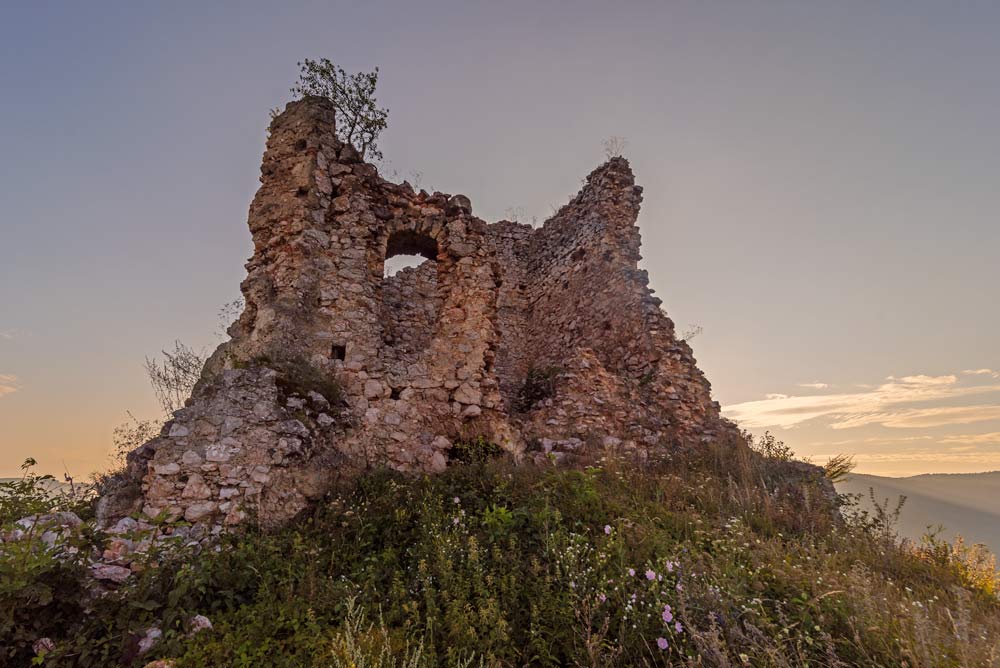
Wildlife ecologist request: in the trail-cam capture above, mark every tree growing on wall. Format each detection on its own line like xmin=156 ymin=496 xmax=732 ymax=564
xmin=291 ymin=58 xmax=389 ymax=161
xmin=603 ymin=136 xmax=627 ymax=159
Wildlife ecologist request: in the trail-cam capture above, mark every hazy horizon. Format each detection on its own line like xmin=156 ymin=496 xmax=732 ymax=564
xmin=2 ymin=1 xmax=999 ymax=478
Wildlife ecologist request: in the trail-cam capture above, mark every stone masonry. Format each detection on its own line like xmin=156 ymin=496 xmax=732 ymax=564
xmin=98 ymin=97 xmax=740 ymax=530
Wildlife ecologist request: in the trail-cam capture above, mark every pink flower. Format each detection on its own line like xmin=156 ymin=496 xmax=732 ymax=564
xmin=604 ymin=525 xmax=612 ymax=535
xmin=645 ymin=569 xmax=656 ymax=580
xmin=597 ymin=593 xmax=607 ymax=603
xmin=656 ymin=637 xmax=669 ymax=650
xmin=628 ymin=568 xmax=636 ymax=577
xmin=666 ymin=561 xmax=674 ymax=573
xmin=662 ymin=605 xmax=673 ymax=623
xmin=674 ymin=621 xmax=684 ymax=633
xmin=676 ymin=583 xmax=684 ymax=592
xmin=453 ymin=497 xmax=460 ymax=504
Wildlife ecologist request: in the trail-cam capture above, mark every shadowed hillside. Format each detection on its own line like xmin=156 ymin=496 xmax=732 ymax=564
xmin=836 ymin=471 xmax=1000 ymax=557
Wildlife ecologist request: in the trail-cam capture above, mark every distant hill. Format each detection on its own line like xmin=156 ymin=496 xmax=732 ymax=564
xmin=836 ymin=471 xmax=1000 ymax=557
xmin=1 ymin=477 xmax=82 ymax=496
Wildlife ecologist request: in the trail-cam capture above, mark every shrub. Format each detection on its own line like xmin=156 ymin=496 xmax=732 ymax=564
xmin=144 ymin=341 xmax=206 ymax=416
xmin=514 ymin=366 xmax=562 ymax=412
xmin=448 ymin=436 xmax=504 ymax=465
xmin=268 ymin=355 xmax=343 ymax=410
xmin=745 ymin=429 xmax=796 ymax=462
xmin=0 ymin=461 xmax=97 ymax=665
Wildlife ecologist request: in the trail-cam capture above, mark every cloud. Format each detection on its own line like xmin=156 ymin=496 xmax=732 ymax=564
xmin=0 ymin=328 xmax=29 ymax=341
xmin=724 ymin=373 xmax=1000 ymax=430
xmin=832 ymin=405 xmax=1000 ymax=429
xmin=940 ymin=432 xmax=1000 ymax=446
xmin=964 ymin=368 xmax=1000 ymax=379
xmin=823 ymin=450 xmax=1000 ymax=465
xmin=798 ymin=382 xmax=830 ymax=389
xmin=0 ymin=374 xmax=17 ymax=398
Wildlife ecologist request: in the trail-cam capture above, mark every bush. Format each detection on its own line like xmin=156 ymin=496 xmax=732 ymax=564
xmin=448 ymin=436 xmax=503 ymax=465
xmin=745 ymin=430 xmax=796 ymax=461
xmin=0 ymin=460 xmax=97 ymax=665
xmin=514 ymin=366 xmax=562 ymax=412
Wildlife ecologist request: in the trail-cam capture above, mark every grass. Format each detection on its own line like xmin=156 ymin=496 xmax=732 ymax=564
xmin=2 ymin=442 xmax=999 ymax=667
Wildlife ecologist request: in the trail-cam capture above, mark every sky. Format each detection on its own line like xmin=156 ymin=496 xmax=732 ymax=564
xmin=1 ymin=1 xmax=998 ymax=478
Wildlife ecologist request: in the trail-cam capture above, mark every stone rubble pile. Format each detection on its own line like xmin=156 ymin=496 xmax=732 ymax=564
xmin=3 ymin=510 xmax=215 ymax=664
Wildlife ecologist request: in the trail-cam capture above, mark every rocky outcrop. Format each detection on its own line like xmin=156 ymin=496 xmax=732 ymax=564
xmin=99 ymin=96 xmax=740 ymax=531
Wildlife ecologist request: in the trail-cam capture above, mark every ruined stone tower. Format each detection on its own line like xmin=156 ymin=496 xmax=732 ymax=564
xmin=100 ymin=97 xmax=738 ymax=529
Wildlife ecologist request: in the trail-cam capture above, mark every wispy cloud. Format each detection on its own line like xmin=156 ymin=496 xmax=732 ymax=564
xmin=724 ymin=373 xmax=1000 ymax=430
xmin=799 ymin=381 xmax=830 ymax=389
xmin=0 ymin=374 xmax=18 ymax=398
xmin=964 ymin=368 xmax=1000 ymax=379
xmin=0 ymin=328 xmax=29 ymax=341
xmin=940 ymin=432 xmax=1000 ymax=446
xmin=819 ymin=450 xmax=1000 ymax=465
xmin=832 ymin=405 xmax=1000 ymax=429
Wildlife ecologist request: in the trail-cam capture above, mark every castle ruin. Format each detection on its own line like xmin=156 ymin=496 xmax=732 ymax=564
xmin=99 ymin=97 xmax=738 ymax=530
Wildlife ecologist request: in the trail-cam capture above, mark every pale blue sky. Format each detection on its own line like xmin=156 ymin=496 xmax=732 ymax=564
xmin=2 ymin=1 xmax=999 ymax=477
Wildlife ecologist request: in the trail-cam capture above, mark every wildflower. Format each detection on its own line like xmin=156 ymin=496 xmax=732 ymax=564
xmin=452 ymin=517 xmax=460 ymax=525
xmin=676 ymin=583 xmax=684 ymax=592
xmin=628 ymin=568 xmax=636 ymax=577
xmin=646 ymin=569 xmax=656 ymax=580
xmin=674 ymin=621 xmax=683 ymax=633
xmin=453 ymin=497 xmax=460 ymax=504
xmin=662 ymin=605 xmax=673 ymax=623
xmin=666 ymin=561 xmax=674 ymax=573
xmin=604 ymin=525 xmax=612 ymax=535
xmin=656 ymin=637 xmax=669 ymax=650
xmin=598 ymin=593 xmax=607 ymax=603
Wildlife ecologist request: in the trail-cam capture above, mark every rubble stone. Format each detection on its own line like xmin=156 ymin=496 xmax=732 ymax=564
xmin=91 ymin=563 xmax=132 ymax=583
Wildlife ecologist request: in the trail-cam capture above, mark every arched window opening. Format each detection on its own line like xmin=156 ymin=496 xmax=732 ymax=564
xmin=381 ymin=231 xmax=442 ymax=361
xmin=385 ymin=254 xmax=428 ymax=278
xmin=384 ymin=230 xmax=438 ymax=278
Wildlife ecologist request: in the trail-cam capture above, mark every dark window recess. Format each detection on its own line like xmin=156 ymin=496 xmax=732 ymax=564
xmin=390 ymin=387 xmax=401 ymax=400
xmin=331 ymin=344 xmax=346 ymax=361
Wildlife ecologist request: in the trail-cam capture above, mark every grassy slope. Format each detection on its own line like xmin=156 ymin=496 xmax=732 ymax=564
xmin=5 ymin=444 xmax=1000 ymax=668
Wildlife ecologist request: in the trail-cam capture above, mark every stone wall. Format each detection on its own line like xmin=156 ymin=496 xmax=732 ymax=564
xmin=100 ymin=96 xmax=740 ymax=530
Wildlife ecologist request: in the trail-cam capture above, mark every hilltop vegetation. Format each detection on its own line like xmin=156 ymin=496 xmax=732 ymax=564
xmin=2 ymin=441 xmax=999 ymax=667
